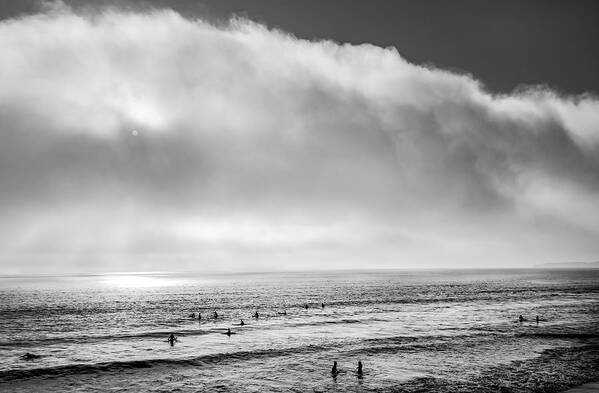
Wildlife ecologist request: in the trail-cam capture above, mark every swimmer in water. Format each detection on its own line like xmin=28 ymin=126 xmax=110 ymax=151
xmin=167 ymin=333 xmax=177 ymax=345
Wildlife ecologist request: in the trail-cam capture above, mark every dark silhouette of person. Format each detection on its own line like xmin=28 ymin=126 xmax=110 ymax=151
xmin=167 ymin=333 xmax=177 ymax=346
xmin=321 ymin=303 xmax=325 ymax=309
xmin=331 ymin=361 xmax=338 ymax=375
xmin=519 ymin=315 xmax=524 ymax=323
xmin=214 ymin=311 xmax=218 ymax=319
xmin=536 ymin=315 xmax=539 ymax=325
xmin=22 ymin=353 xmax=40 ymax=360
xmin=254 ymin=311 xmax=259 ymax=319
xmin=198 ymin=313 xmax=202 ymax=321
xmin=240 ymin=319 xmax=245 ymax=326
xmin=226 ymin=328 xmax=232 ymax=336
xmin=278 ymin=310 xmax=287 ymax=315
xmin=357 ymin=360 xmax=363 ymax=377
xmin=304 ymin=304 xmax=309 ymax=310
xmin=189 ymin=312 xmax=195 ymax=318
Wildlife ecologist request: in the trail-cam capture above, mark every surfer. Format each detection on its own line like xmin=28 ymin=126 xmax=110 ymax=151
xmin=357 ymin=360 xmax=363 ymax=377
xmin=198 ymin=313 xmax=202 ymax=321
xmin=240 ymin=319 xmax=245 ymax=326
xmin=278 ymin=310 xmax=287 ymax=315
xmin=21 ymin=353 xmax=40 ymax=360
xmin=167 ymin=333 xmax=177 ymax=346
xmin=321 ymin=302 xmax=325 ymax=309
xmin=189 ymin=312 xmax=195 ymax=318
xmin=331 ymin=361 xmax=338 ymax=375
xmin=536 ymin=315 xmax=539 ymax=325
xmin=304 ymin=304 xmax=309 ymax=310
xmin=254 ymin=311 xmax=259 ymax=319
xmin=518 ymin=315 xmax=524 ymax=323
xmin=226 ymin=328 xmax=232 ymax=336
xmin=214 ymin=311 xmax=218 ymax=319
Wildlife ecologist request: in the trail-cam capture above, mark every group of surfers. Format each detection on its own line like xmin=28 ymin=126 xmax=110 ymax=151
xmin=331 ymin=360 xmax=364 ymax=379
xmin=168 ymin=302 xmax=327 ymax=345
xmin=186 ymin=302 xmax=325 ymax=323
xmin=519 ymin=314 xmax=541 ymax=324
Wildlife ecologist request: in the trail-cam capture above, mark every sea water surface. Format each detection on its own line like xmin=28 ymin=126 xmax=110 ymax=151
xmin=0 ymin=269 xmax=598 ymax=392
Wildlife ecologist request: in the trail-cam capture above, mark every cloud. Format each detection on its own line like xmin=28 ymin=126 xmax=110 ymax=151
xmin=0 ymin=4 xmax=598 ymax=273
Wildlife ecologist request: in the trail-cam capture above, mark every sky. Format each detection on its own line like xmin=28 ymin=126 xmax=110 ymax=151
xmin=0 ymin=1 xmax=598 ymax=274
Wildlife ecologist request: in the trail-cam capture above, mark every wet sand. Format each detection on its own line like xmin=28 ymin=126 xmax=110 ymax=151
xmin=564 ymin=382 xmax=599 ymax=393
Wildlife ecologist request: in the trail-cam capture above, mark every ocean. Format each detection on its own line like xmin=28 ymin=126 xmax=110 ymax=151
xmin=0 ymin=269 xmax=598 ymax=392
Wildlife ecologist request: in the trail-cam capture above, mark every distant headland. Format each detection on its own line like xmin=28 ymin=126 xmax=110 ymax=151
xmin=535 ymin=261 xmax=599 ymax=269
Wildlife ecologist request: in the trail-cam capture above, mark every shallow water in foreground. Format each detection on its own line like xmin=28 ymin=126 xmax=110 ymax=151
xmin=0 ymin=269 xmax=598 ymax=392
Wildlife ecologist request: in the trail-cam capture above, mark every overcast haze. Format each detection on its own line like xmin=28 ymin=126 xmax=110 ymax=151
xmin=1 ymin=1 xmax=598 ymax=274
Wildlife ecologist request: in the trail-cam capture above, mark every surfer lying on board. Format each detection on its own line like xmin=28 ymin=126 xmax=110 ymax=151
xmin=21 ymin=353 xmax=41 ymax=360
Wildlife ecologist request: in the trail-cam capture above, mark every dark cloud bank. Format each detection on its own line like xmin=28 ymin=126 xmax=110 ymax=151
xmin=0 ymin=3 xmax=598 ymax=273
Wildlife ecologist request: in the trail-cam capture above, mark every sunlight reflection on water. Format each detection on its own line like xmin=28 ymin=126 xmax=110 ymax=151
xmin=99 ymin=274 xmax=181 ymax=288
